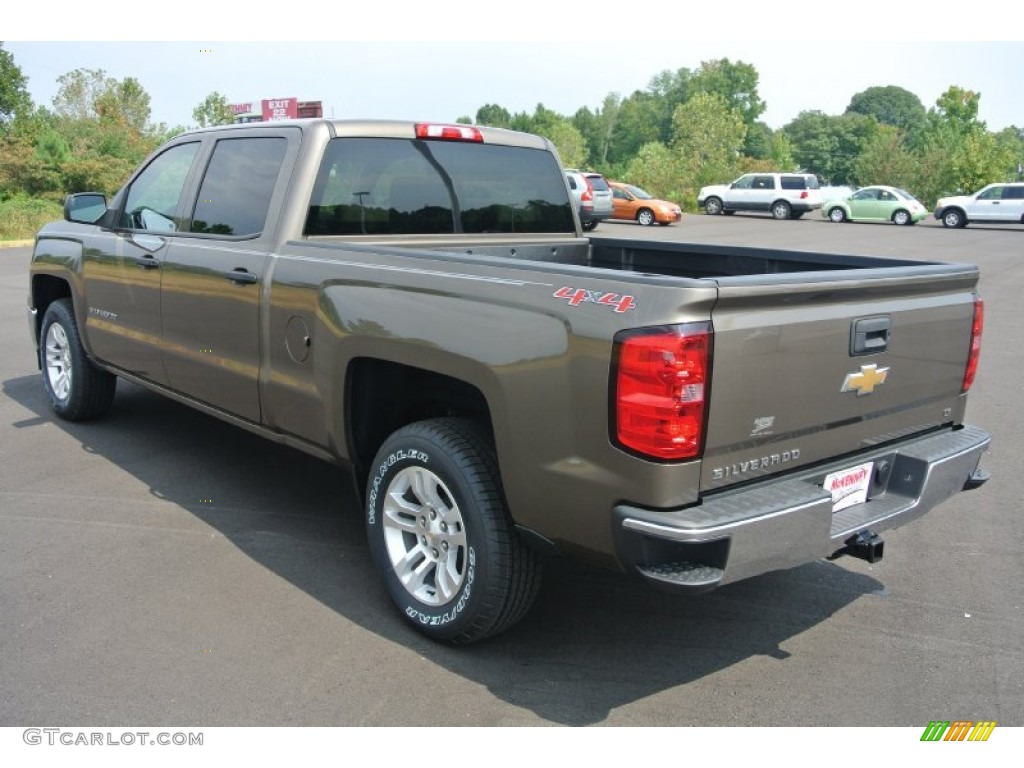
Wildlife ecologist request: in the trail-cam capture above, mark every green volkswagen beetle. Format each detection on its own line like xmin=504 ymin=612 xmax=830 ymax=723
xmin=822 ymin=185 xmax=929 ymax=225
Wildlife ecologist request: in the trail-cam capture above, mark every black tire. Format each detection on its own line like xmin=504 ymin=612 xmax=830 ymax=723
xmin=941 ymin=208 xmax=967 ymax=228
xmin=636 ymin=208 xmax=655 ymax=226
xmin=791 ymin=212 xmax=805 ymax=219
xmin=771 ymin=200 xmax=792 ymax=220
xmin=892 ymin=209 xmax=911 ymax=226
xmin=828 ymin=206 xmax=846 ymax=223
xmin=722 ymin=210 xmax=735 ymax=215
xmin=703 ymin=197 xmax=723 ymax=215
xmin=581 ymin=220 xmax=598 ymax=232
xmin=365 ymin=418 xmax=542 ymax=643
xmin=39 ymin=298 xmax=116 ymax=421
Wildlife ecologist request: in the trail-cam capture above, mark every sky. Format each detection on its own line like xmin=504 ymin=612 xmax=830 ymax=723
xmin=4 ymin=6 xmax=1023 ymax=134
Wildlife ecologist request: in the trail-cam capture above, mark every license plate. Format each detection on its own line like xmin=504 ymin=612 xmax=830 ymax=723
xmin=823 ymin=461 xmax=874 ymax=513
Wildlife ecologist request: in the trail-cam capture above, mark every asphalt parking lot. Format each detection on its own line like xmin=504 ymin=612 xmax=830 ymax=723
xmin=1 ymin=213 xmax=1021 ymax=727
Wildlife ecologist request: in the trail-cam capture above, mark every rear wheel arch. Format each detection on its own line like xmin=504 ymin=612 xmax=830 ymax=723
xmin=346 ymin=358 xmax=494 ymax=493
xmin=771 ymin=200 xmax=792 ymax=220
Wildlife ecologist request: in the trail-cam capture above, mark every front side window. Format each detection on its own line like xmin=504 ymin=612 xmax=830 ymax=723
xmin=852 ymin=189 xmax=879 ymax=201
xmin=731 ymin=175 xmax=754 ymax=190
xmin=977 ymin=186 xmax=1003 ymax=200
xmin=121 ymin=142 xmax=200 ymax=232
xmin=190 ymin=137 xmax=287 ymax=236
xmin=305 ymin=137 xmax=574 ymax=236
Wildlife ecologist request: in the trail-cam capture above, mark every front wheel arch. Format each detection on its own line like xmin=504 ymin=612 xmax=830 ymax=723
xmin=941 ymin=207 xmax=968 ymax=228
xmin=636 ymin=208 xmax=655 ymax=226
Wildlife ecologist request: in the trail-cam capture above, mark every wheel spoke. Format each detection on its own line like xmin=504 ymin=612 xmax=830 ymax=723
xmin=435 ymin=558 xmax=459 ymax=602
xmin=398 ymin=551 xmax=435 ymax=597
xmin=382 ymin=502 xmax=421 ymax=533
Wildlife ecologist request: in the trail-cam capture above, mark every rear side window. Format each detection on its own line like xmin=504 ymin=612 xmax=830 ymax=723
xmin=305 ymin=137 xmax=575 ymax=236
xmin=781 ymin=175 xmax=820 ymax=190
xmin=190 ymin=137 xmax=287 ymax=237
xmin=1003 ymin=186 xmax=1024 ymax=200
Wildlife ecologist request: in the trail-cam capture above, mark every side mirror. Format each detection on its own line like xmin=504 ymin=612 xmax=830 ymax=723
xmin=64 ymin=193 xmax=108 ymax=224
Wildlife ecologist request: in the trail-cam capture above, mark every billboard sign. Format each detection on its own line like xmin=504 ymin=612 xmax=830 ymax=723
xmin=262 ymin=98 xmax=298 ymax=121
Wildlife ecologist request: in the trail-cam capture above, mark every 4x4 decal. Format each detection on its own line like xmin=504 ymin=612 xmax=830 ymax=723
xmin=553 ymin=286 xmax=637 ymax=313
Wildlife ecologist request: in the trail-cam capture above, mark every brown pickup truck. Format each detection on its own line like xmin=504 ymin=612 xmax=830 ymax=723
xmin=27 ymin=119 xmax=991 ymax=643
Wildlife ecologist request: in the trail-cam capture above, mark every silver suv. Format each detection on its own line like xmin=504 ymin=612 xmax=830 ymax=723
xmin=565 ymin=169 xmax=613 ymax=231
xmin=698 ymin=172 xmax=822 ymax=220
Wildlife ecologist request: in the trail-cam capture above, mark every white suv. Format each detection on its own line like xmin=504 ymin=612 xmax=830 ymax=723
xmin=934 ymin=183 xmax=1024 ymax=228
xmin=698 ymin=173 xmax=822 ymax=220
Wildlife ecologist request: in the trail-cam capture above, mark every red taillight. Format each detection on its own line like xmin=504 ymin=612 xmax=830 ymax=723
xmin=581 ymin=176 xmax=594 ymax=203
xmin=613 ymin=324 xmax=711 ymax=461
xmin=800 ymin=190 xmax=809 ymax=199
xmin=962 ymin=298 xmax=984 ymax=393
xmin=415 ymin=123 xmax=483 ymax=142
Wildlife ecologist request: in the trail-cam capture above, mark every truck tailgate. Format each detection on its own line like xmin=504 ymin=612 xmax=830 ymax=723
xmin=701 ymin=265 xmax=981 ymax=492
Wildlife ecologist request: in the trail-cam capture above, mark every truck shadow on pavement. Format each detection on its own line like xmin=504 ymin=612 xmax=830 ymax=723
xmin=4 ymin=374 xmax=884 ymax=726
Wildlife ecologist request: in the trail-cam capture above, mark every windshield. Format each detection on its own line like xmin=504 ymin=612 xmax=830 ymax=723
xmin=625 ymin=185 xmax=653 ymax=199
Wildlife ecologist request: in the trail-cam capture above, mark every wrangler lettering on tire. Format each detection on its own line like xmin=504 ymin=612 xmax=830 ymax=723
xmin=365 ymin=418 xmax=542 ymax=643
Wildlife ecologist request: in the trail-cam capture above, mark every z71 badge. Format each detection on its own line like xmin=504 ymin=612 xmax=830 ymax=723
xmin=553 ymin=287 xmax=636 ymax=314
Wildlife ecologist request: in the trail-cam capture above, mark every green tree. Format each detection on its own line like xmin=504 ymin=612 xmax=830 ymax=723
xmin=624 ymin=142 xmax=684 ymax=203
xmin=743 ymin=121 xmax=773 ymax=159
xmin=544 ymin=121 xmax=588 ymax=169
xmin=994 ymin=126 xmax=1024 ymax=179
xmin=852 ymin=124 xmax=918 ymax=189
xmin=769 ymin=131 xmax=796 ymax=170
xmin=192 ymin=91 xmax=235 ymax=128
xmin=53 ymin=68 xmax=153 ymax=132
xmin=474 ymin=103 xmax=512 ymax=128
xmin=0 ymin=42 xmax=31 ymax=131
xmin=607 ymin=90 xmax=664 ymax=165
xmin=911 ymin=86 xmax=1002 ymax=201
xmin=689 ymin=58 xmax=765 ymax=127
xmin=782 ymin=111 xmax=878 ymax=185
xmin=671 ymin=92 xmax=747 ymax=196
xmin=846 ymin=85 xmax=925 ymax=137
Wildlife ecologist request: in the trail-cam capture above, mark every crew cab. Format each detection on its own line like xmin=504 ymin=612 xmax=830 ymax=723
xmin=28 ymin=119 xmax=990 ymax=643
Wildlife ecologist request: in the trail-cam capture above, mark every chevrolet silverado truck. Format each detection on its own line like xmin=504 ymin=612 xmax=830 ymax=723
xmin=28 ymin=119 xmax=991 ymax=643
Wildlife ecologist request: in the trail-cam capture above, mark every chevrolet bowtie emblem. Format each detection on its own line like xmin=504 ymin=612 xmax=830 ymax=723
xmin=841 ymin=364 xmax=889 ymax=396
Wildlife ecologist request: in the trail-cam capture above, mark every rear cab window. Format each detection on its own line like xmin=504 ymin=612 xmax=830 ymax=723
xmin=304 ymin=137 xmax=575 ymax=236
